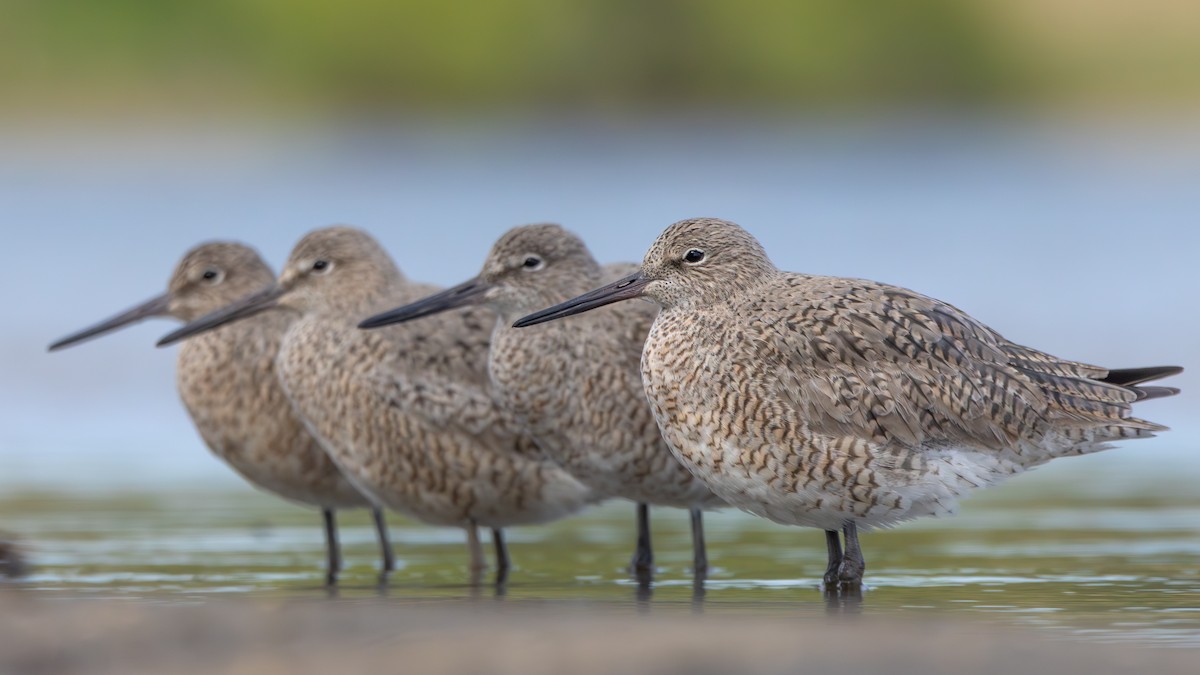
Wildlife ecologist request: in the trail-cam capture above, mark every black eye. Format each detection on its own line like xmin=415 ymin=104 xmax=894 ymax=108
xmin=201 ymin=268 xmax=223 ymax=283
xmin=683 ymin=249 xmax=705 ymax=264
xmin=312 ymin=260 xmax=329 ymax=272
xmin=202 ymin=269 xmax=217 ymax=280
xmin=523 ymin=256 xmax=543 ymax=269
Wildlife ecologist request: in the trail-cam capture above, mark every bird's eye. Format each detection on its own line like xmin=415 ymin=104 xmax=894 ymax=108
xmin=312 ymin=260 xmax=331 ymax=273
xmin=522 ymin=256 xmax=544 ymax=270
xmin=201 ymin=268 xmax=223 ymax=283
xmin=683 ymin=249 xmax=705 ymax=264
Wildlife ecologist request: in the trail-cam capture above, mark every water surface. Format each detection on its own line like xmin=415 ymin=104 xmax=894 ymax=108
xmin=5 ymin=468 xmax=1198 ymax=647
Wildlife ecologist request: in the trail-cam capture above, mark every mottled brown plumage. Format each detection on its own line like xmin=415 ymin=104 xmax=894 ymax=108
xmin=48 ymin=242 xmax=391 ymax=585
xmin=159 ymin=228 xmax=593 ymax=580
xmin=360 ymin=224 xmax=724 ymax=577
xmin=515 ymin=217 xmax=1181 ymax=589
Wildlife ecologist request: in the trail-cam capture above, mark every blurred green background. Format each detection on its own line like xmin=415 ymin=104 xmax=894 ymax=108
xmin=3 ymin=0 xmax=1198 ymax=119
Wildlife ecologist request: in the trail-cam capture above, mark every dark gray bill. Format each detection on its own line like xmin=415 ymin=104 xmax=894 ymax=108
xmin=156 ymin=285 xmax=284 ymax=347
xmin=358 ymin=277 xmax=488 ymax=329
xmin=48 ymin=293 xmax=171 ymax=352
xmin=513 ymin=271 xmax=649 ymax=328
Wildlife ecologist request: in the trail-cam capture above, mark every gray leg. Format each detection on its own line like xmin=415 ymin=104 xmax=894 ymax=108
xmin=838 ymin=521 xmax=866 ymax=586
xmin=492 ymin=528 xmax=510 ymax=586
xmin=371 ymin=508 xmax=395 ymax=581
xmin=689 ymin=508 xmax=708 ymax=578
xmin=467 ymin=522 xmax=486 ymax=566
xmin=322 ymin=509 xmax=341 ymax=587
xmin=632 ymin=502 xmax=653 ymax=575
xmin=466 ymin=521 xmax=489 ymax=588
xmin=822 ymin=529 xmax=843 ymax=587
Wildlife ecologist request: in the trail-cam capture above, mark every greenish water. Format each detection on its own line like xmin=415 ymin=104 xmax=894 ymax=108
xmin=4 ymin=472 xmax=1199 ymax=647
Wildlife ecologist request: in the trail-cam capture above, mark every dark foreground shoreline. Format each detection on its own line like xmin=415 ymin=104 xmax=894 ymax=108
xmin=1 ymin=592 xmax=1195 ymax=675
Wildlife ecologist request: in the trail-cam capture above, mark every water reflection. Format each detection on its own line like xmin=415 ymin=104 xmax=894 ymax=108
xmin=823 ymin=585 xmax=864 ymax=615
xmin=3 ymin=489 xmax=1199 ymax=646
xmin=630 ymin=575 xmax=709 ymax=612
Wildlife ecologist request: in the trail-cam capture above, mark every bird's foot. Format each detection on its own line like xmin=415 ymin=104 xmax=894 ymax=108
xmin=822 ymin=562 xmax=842 ymax=588
xmin=630 ymin=550 xmax=654 ymax=576
xmin=820 ymin=558 xmax=865 ymax=593
xmin=836 ymin=557 xmax=865 ymax=588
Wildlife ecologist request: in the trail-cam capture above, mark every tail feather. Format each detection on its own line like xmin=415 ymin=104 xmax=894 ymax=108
xmin=1103 ymin=366 xmax=1183 ymax=403
xmin=1002 ymin=344 xmax=1107 ymax=379
xmin=1093 ymin=418 xmax=1169 ymax=440
xmin=1001 ymin=347 xmax=1181 ymax=451
xmin=1131 ymin=386 xmax=1181 ymax=401
xmin=1100 ymin=366 xmax=1183 ymax=387
xmin=1022 ymin=370 xmax=1138 ymax=405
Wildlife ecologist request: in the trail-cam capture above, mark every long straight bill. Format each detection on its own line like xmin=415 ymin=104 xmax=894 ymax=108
xmin=512 ymin=271 xmax=650 ymax=328
xmin=358 ymin=277 xmax=487 ymax=329
xmin=156 ymin=285 xmax=284 ymax=347
xmin=48 ymin=293 xmax=171 ymax=351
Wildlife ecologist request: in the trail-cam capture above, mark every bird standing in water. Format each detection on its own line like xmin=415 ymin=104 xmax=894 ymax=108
xmin=158 ymin=228 xmax=594 ymax=585
xmin=49 ymin=242 xmax=393 ymax=585
xmin=360 ymin=224 xmax=725 ymax=582
xmin=515 ymin=217 xmax=1181 ymax=591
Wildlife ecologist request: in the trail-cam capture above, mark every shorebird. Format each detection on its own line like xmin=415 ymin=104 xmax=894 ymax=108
xmin=515 ymin=217 xmax=1182 ymax=590
xmin=359 ymin=224 xmax=725 ymax=580
xmin=157 ymin=227 xmax=593 ymax=584
xmin=48 ymin=242 xmax=393 ymax=585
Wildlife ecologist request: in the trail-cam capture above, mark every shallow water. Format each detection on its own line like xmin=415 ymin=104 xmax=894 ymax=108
xmin=4 ymin=469 xmax=1198 ymax=648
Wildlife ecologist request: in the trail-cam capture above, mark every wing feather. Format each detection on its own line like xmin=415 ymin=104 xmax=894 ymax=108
xmin=755 ymin=275 xmax=1164 ymax=454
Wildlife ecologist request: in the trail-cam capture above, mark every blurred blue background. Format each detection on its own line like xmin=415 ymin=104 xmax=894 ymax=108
xmin=0 ymin=1 xmax=1196 ymax=492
